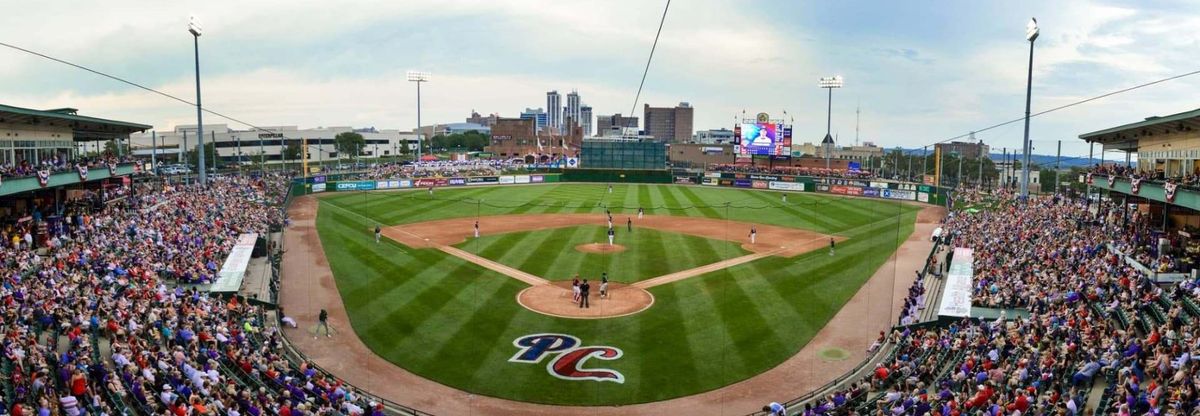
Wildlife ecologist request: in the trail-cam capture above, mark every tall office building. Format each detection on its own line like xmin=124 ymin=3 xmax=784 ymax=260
xmin=564 ymin=91 xmax=581 ymax=131
xmin=519 ymin=108 xmax=548 ymax=131
xmin=546 ymin=91 xmax=562 ymax=132
xmin=579 ymin=105 xmax=593 ymax=137
xmin=643 ymin=102 xmax=694 ymax=143
xmin=596 ymin=113 xmax=639 ymax=136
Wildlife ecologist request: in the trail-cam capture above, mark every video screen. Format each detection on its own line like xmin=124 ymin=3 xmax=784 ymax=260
xmin=739 ymin=123 xmax=776 ymax=156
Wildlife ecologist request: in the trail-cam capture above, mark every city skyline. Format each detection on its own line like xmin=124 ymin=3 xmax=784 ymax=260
xmin=3 ymin=1 xmax=1200 ymax=158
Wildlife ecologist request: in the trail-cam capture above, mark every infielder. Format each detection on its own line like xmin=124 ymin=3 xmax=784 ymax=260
xmin=830 ymin=237 xmax=836 ymax=256
xmin=637 ymin=207 xmax=644 ymax=219
xmin=749 ymin=226 xmax=757 ymax=244
xmin=474 ymin=221 xmax=480 ymax=238
xmin=607 ymin=227 xmax=615 ymax=246
xmin=374 ymin=224 xmax=381 ymax=243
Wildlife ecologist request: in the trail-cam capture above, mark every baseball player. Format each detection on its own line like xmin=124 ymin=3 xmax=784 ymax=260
xmin=572 ymin=275 xmax=581 ymax=303
xmin=829 ymin=237 xmax=836 ymax=256
xmin=374 ymin=224 xmax=381 ymax=243
xmin=782 ymin=193 xmax=787 ymax=203
xmin=607 ymin=227 xmax=615 ymax=246
xmin=474 ymin=221 xmax=480 ymax=238
xmin=599 ymin=275 xmax=609 ymax=299
xmin=749 ymin=226 xmax=757 ymax=244
xmin=627 ymin=217 xmax=632 ymax=232
xmin=608 ymin=184 xmax=613 ymax=194
xmin=637 ymin=207 xmax=644 ymax=219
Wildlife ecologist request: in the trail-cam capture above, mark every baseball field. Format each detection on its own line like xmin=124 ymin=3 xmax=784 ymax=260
xmin=309 ymin=183 xmax=919 ymax=406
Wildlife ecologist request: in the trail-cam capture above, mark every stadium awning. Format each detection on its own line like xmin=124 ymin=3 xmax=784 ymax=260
xmin=0 ymin=103 xmax=152 ymax=141
xmin=1078 ymin=107 xmax=1200 ymax=152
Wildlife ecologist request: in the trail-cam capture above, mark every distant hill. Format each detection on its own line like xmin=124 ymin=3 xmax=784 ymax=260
xmin=894 ymin=148 xmax=1110 ymax=169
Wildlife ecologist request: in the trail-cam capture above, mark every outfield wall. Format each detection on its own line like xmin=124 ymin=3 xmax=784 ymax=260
xmin=290 ymin=170 xmax=954 ymax=208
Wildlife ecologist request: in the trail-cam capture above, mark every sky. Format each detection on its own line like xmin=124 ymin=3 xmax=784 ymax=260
xmin=3 ymin=0 xmax=1199 ymax=160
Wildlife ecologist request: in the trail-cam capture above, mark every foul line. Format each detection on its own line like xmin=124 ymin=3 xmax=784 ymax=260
xmin=437 ymin=245 xmax=550 ymax=286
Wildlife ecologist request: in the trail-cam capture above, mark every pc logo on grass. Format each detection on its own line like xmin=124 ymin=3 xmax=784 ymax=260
xmin=509 ymin=333 xmax=625 ymax=383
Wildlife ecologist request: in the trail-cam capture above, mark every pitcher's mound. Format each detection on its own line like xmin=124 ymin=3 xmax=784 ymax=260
xmin=575 ymin=243 xmax=626 ymax=254
xmin=517 ymin=282 xmax=653 ymax=319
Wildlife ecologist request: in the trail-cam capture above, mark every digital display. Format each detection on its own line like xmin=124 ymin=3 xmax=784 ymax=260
xmin=736 ymin=122 xmax=791 ymax=157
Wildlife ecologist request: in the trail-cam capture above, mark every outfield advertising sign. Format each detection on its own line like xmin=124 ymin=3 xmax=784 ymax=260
xmin=335 ymin=181 xmax=376 ymax=191
xmin=768 ymin=181 xmax=804 ymax=191
xmin=449 ymin=178 xmax=467 ymax=186
xmin=398 ymin=180 xmax=412 ymax=188
xmin=751 ymin=180 xmax=768 ymax=189
xmin=499 ymin=176 xmax=516 ymax=184
xmin=883 ymin=189 xmax=916 ymax=200
xmin=734 ymin=179 xmax=752 ymax=187
xmin=468 ymin=176 xmax=500 ymax=185
xmin=862 ymin=187 xmax=880 ymax=197
xmin=515 ymin=175 xmax=531 ymax=184
xmin=531 ymin=175 xmax=545 ymax=183
xmin=917 ymin=192 xmax=929 ymax=202
xmin=312 ymin=183 xmax=326 ymax=193
xmin=702 ymin=177 xmax=719 ymax=186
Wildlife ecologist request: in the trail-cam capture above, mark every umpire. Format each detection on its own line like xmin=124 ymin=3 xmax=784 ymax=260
xmin=579 ymin=279 xmax=591 ymax=308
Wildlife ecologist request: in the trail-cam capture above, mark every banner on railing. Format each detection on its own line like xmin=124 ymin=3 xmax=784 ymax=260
xmin=937 ymin=247 xmax=974 ymax=318
xmin=211 ymin=233 xmax=258 ymax=293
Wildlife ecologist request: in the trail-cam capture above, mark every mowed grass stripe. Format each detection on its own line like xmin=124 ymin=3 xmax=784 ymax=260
xmin=635 ymin=282 xmax=698 ymax=398
xmin=703 ymin=268 xmax=789 ymax=375
xmin=636 ymin=184 xmax=654 ymax=214
xmin=671 ymin=186 xmax=723 ymax=218
xmin=651 ymin=183 xmax=686 ymax=217
xmin=410 ymin=278 xmax=525 ymax=376
xmin=633 ymin=225 xmax=669 ymax=281
xmin=740 ymin=189 xmax=840 ymax=231
xmin=521 ymin=226 xmax=592 ymax=278
xmin=357 ymin=258 xmax=487 ymax=345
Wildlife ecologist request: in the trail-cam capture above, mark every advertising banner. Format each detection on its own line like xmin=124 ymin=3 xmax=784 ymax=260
xmin=675 ymin=176 xmax=696 ymax=184
xmin=312 ymin=183 xmax=326 ymax=193
xmin=817 ymin=185 xmax=830 ymax=192
xmin=869 ymin=181 xmax=890 ymax=189
xmin=531 ymin=175 xmax=545 ymax=183
xmin=937 ymin=248 xmax=974 ymax=318
xmin=705 ymin=172 xmax=722 ymax=178
xmin=702 ymin=177 xmax=719 ymax=186
xmin=862 ymin=187 xmax=880 ymax=197
xmin=335 ymin=181 xmax=375 ymax=191
xmin=499 ymin=176 xmax=516 ymax=184
xmin=749 ymin=174 xmax=785 ymax=182
xmin=311 ymin=175 xmax=326 ymax=184
xmin=515 ymin=175 xmax=531 ymax=184
xmin=388 ymin=180 xmax=400 ymax=189
xmin=398 ymin=180 xmax=413 ymax=188
xmin=917 ymin=192 xmax=929 ymax=203
xmin=846 ymin=186 xmax=863 ymax=196
xmin=448 ymin=178 xmax=467 ymax=186
xmin=830 ymin=186 xmax=848 ymax=195
xmin=883 ymin=189 xmax=916 ymax=200
xmin=734 ymin=179 xmax=752 ymax=187
xmin=468 ymin=176 xmax=500 ymax=185
xmin=375 ymin=181 xmax=391 ymax=189
xmin=414 ymin=179 xmax=438 ymax=187
xmin=751 ymin=180 xmax=768 ymax=189
xmin=918 ymin=185 xmax=933 ymax=193
xmin=719 ymin=179 xmax=733 ymax=186
xmin=768 ymin=181 xmax=805 ymax=191
xmin=435 ymin=178 xmax=449 ymax=186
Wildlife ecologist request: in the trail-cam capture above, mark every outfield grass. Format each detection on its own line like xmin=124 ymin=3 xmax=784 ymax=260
xmin=454 ymin=225 xmax=750 ymax=283
xmin=315 ymin=184 xmax=918 ymax=405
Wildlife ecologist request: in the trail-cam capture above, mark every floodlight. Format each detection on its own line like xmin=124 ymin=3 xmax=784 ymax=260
xmin=188 ymin=15 xmax=203 ymax=37
xmin=1025 ymin=18 xmax=1039 ymax=42
xmin=819 ymin=76 xmax=844 ymax=89
xmin=406 ymin=71 xmax=431 ymax=82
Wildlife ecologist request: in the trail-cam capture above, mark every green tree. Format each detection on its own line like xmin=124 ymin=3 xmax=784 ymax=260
xmin=103 ymin=140 xmax=129 ymax=156
xmin=186 ymin=142 xmax=218 ymax=170
xmin=400 ymin=140 xmax=411 ymax=155
xmin=334 ymin=132 xmax=365 ymax=159
xmin=283 ymin=141 xmax=303 ymax=161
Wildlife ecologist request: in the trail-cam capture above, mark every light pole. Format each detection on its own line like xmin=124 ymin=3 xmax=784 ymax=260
xmin=188 ymin=15 xmax=208 ymax=186
xmin=407 ymin=71 xmax=430 ymax=162
xmin=819 ymin=76 xmax=843 ymax=170
xmin=1020 ymin=17 xmax=1039 ymax=201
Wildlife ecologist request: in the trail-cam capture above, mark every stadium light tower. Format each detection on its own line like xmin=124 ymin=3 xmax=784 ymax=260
xmin=1019 ymin=18 xmax=1039 ymax=201
xmin=188 ymin=15 xmax=208 ymax=186
xmin=407 ymin=71 xmax=430 ymax=162
xmin=819 ymin=76 xmax=843 ymax=170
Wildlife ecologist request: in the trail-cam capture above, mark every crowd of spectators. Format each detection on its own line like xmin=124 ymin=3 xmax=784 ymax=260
xmin=710 ymin=164 xmax=876 ymax=179
xmin=0 ymin=172 xmax=390 ymax=415
xmin=360 ymin=159 xmax=524 ymax=180
xmin=774 ymin=188 xmax=1200 ymax=415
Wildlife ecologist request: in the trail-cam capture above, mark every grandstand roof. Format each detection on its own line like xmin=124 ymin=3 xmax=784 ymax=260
xmin=0 ymin=103 xmax=152 ymax=141
xmin=1078 ymin=107 xmax=1200 ymax=151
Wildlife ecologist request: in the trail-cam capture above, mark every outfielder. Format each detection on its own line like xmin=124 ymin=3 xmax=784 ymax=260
xmin=374 ymin=224 xmax=381 ymax=243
